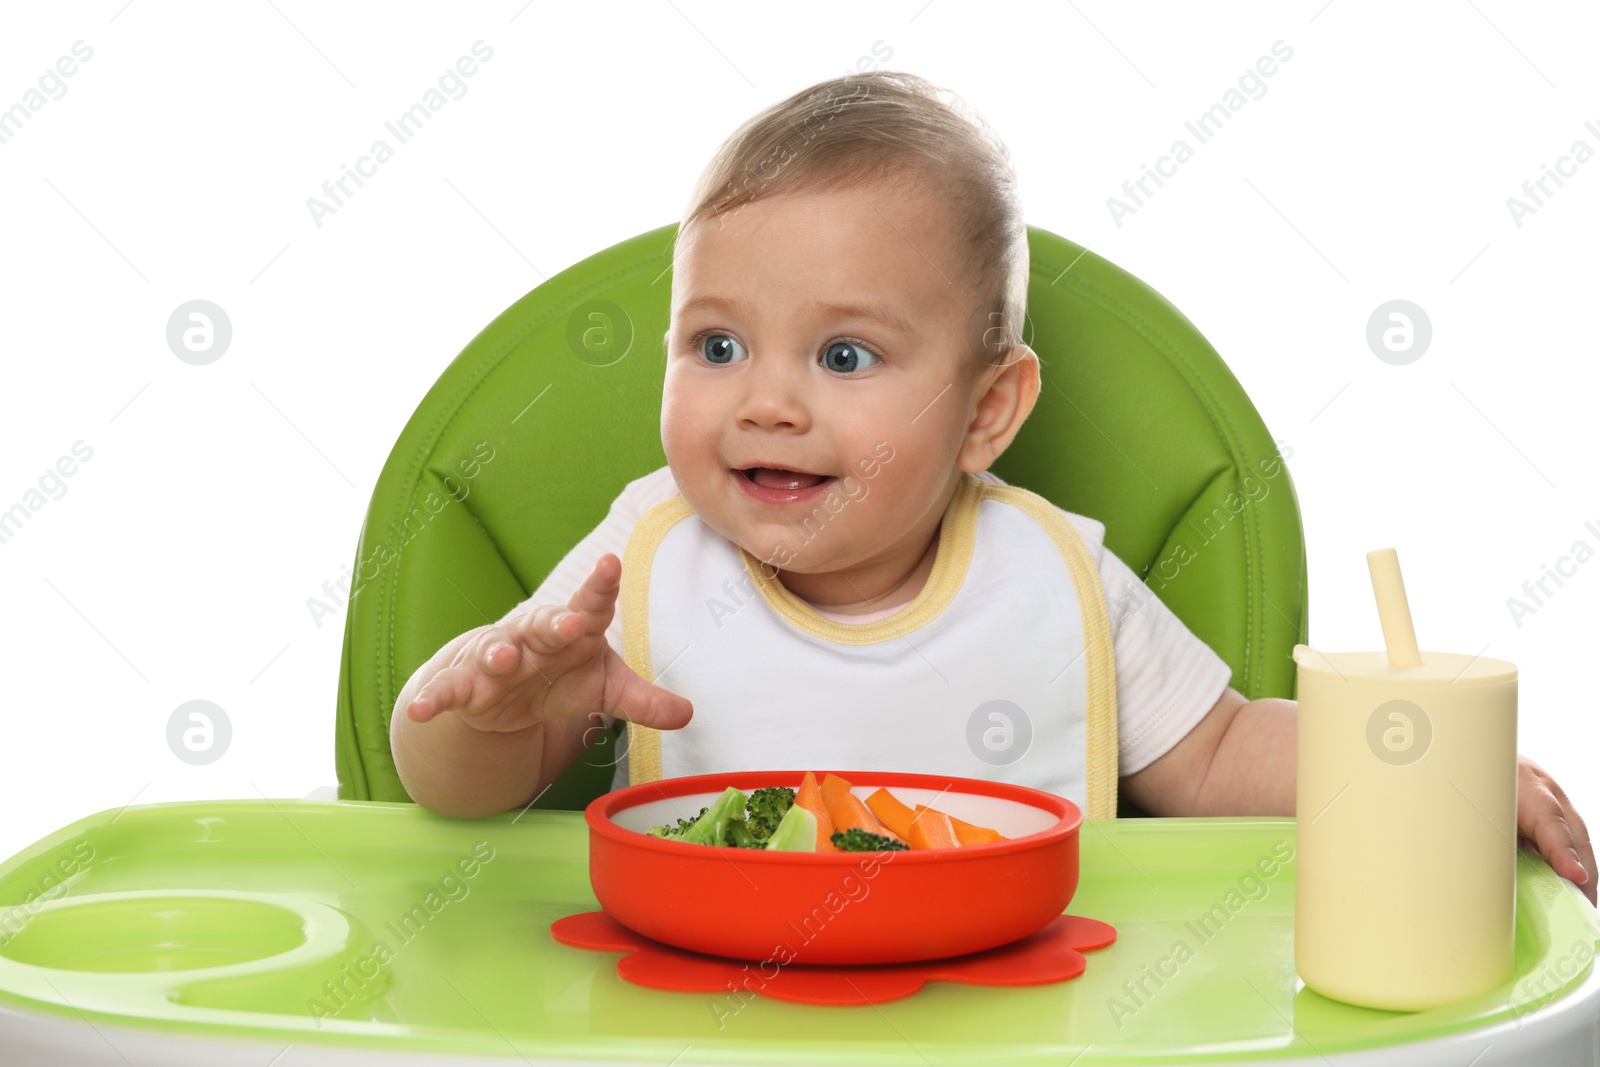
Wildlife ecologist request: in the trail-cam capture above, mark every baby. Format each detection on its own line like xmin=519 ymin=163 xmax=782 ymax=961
xmin=389 ymin=71 xmax=1594 ymax=905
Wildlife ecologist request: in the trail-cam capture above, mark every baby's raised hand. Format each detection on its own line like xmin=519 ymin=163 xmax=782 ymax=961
xmin=1516 ymin=755 xmax=1595 ymax=907
xmin=403 ymin=553 xmax=693 ymax=736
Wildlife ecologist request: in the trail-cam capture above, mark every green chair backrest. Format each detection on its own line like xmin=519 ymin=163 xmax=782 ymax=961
xmin=334 ymin=223 xmax=1308 ymax=817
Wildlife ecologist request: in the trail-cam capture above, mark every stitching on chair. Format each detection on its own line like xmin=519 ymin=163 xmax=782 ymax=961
xmin=1036 ymin=250 xmax=1261 ymax=699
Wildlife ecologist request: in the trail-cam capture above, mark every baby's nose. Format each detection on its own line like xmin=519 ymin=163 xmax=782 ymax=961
xmin=734 ymin=364 xmax=811 ymax=428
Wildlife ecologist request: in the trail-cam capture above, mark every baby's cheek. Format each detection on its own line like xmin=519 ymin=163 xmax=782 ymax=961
xmin=669 ymin=444 xmax=721 ymax=485
xmin=658 ymin=414 xmax=701 ymax=470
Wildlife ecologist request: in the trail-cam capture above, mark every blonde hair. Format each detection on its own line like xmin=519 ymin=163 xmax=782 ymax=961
xmin=676 ymin=71 xmax=1029 ymax=364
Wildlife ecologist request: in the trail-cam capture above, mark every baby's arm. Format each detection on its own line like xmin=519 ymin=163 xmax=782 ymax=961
xmin=389 ymin=467 xmax=686 ymax=817
xmin=388 ymin=626 xmax=592 ymax=818
xmin=389 ymin=557 xmax=636 ymax=818
xmin=1120 ymin=685 xmax=1295 ymax=817
xmin=1124 ymin=688 xmax=1598 ymax=907
xmin=391 ymin=626 xmax=535 ymax=817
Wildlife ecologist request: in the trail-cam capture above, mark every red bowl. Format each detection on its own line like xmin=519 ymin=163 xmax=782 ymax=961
xmin=585 ymin=769 xmax=1082 ymax=964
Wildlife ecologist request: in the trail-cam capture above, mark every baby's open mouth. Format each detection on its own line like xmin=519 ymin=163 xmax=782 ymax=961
xmin=738 ymin=467 xmax=833 ymax=491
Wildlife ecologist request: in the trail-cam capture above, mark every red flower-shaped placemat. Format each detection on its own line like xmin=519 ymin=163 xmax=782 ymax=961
xmin=550 ymin=910 xmax=1116 ymax=1006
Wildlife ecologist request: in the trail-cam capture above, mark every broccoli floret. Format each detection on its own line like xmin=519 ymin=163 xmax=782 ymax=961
xmin=723 ymin=818 xmax=759 ymax=849
xmin=644 ymin=786 xmax=799 ymax=848
xmin=830 ymin=828 xmax=909 ymax=852
xmin=645 ymin=807 xmax=707 ymax=839
xmin=765 ymin=804 xmax=818 ymax=851
xmin=646 ymin=788 xmax=749 ymax=846
xmin=685 ymin=787 xmax=750 ymax=845
xmin=744 ymin=787 xmax=797 ymax=841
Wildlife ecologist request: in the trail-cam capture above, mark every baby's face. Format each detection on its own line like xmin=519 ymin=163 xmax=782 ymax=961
xmin=662 ymin=177 xmax=987 ymax=576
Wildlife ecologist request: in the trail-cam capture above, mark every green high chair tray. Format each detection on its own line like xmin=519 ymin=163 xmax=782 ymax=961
xmin=0 ymin=800 xmax=1595 ymax=1064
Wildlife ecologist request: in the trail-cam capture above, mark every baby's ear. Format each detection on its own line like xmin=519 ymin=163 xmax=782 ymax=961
xmin=977 ymin=342 xmax=1037 ymax=378
xmin=959 ymin=346 xmax=1041 ymax=473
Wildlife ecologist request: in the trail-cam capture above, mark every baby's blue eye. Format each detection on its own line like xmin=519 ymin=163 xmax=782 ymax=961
xmin=821 ymin=341 xmax=879 ymax=374
xmin=700 ymin=333 xmax=747 ymax=365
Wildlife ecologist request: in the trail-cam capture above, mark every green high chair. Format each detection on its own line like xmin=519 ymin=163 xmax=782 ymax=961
xmin=333 ymin=222 xmax=1308 ymax=818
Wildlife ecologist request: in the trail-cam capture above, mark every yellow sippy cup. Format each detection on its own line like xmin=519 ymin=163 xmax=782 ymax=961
xmin=1294 ymin=547 xmax=1518 ymax=1011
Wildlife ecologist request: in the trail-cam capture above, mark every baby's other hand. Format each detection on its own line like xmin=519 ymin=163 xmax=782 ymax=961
xmin=1516 ymin=754 xmax=1595 ymax=907
xmin=403 ymin=553 xmax=693 ymax=736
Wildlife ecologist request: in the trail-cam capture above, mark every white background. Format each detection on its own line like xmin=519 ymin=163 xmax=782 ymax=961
xmin=0 ymin=2 xmax=1594 ymax=868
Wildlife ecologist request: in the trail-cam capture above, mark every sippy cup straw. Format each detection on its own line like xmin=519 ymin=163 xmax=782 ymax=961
xmin=1365 ymin=548 xmax=1422 ymax=667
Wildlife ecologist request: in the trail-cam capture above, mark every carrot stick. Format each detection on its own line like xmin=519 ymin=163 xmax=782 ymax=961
xmin=796 ymin=771 xmax=838 ymax=852
xmin=865 ymin=787 xmax=916 ymax=840
xmin=908 ymin=808 xmax=960 ymax=850
xmin=832 ymin=792 xmax=906 ymax=844
xmin=913 ymin=803 xmax=1006 ymax=846
xmin=819 ymin=773 xmax=853 ymax=822
xmin=940 ymin=809 xmax=1007 ymax=846
xmin=952 ymin=823 xmax=1005 ymax=846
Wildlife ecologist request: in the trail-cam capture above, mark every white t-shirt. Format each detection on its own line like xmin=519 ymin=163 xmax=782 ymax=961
xmin=505 ymin=465 xmax=1232 ymax=779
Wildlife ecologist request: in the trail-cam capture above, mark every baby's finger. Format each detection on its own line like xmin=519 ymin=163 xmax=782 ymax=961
xmin=476 ymin=626 xmax=523 ymax=676
xmin=565 ymin=553 xmax=623 ymax=629
xmin=407 ymin=666 xmax=476 ymax=723
xmin=601 ymin=658 xmax=693 ymax=732
xmin=513 ymin=603 xmax=586 ymax=654
xmin=1523 ymin=802 xmax=1590 ymax=893
xmin=1564 ymin=810 xmax=1596 ymax=907
xmin=1517 ymin=758 xmax=1595 ymax=905
xmin=1576 ymin=843 xmax=1598 ymax=909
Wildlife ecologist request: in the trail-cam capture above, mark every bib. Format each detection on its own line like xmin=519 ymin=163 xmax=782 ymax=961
xmin=617 ymin=471 xmax=1119 ymax=818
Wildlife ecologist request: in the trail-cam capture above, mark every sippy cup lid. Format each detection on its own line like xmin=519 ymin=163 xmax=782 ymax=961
xmin=1292 ymin=643 xmax=1516 ymax=685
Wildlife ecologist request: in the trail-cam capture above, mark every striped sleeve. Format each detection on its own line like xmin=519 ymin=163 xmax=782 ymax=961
xmin=1096 ymin=544 xmax=1235 ymax=776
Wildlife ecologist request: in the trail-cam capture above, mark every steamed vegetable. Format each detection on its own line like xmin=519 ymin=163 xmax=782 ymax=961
xmin=765 ymin=803 xmax=818 ymax=851
xmin=640 ymin=778 xmax=1008 ymax=851
xmin=645 ymin=787 xmax=749 ymax=846
xmin=745 ymin=787 xmax=798 ymax=841
xmin=948 ymin=815 xmax=1004 ymax=846
xmin=829 ymin=788 xmax=907 ymax=845
xmin=645 ymin=785 xmax=798 ymax=848
xmin=865 ymin=787 xmax=916 ymax=840
xmin=908 ymin=807 xmax=961 ymax=850
xmin=830 ymin=828 xmax=909 ymax=852
xmin=819 ymin=773 xmax=854 ymax=819
xmin=645 ymin=809 xmax=709 ymax=839
xmin=723 ymin=818 xmax=759 ymax=849
xmin=911 ymin=803 xmax=1006 ymax=846
xmin=795 ymin=771 xmax=838 ymax=852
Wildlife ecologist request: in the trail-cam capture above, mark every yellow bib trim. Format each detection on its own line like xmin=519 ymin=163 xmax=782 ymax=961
xmin=620 ymin=495 xmax=695 ymax=786
xmin=972 ymin=483 xmax=1120 ymax=820
xmin=734 ymin=471 xmax=982 ymax=646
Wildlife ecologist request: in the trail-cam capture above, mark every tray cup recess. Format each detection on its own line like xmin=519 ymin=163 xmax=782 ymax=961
xmin=2 ymin=893 xmax=315 ymax=973
xmin=0 ymin=889 xmax=379 ymax=1021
